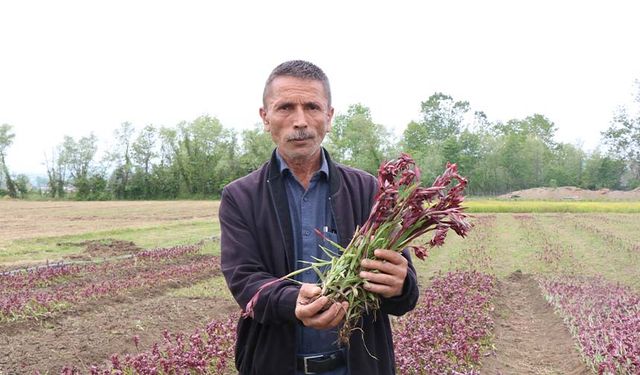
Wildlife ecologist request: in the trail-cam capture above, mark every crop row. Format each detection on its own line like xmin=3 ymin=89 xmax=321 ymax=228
xmin=0 ymin=262 xmax=84 ymax=290
xmin=513 ymin=214 xmax=575 ymax=271
xmin=458 ymin=215 xmax=496 ymax=272
xmin=538 ymin=275 xmax=640 ymax=374
xmin=53 ymin=315 xmax=238 ymax=375
xmin=0 ymin=244 xmax=215 ymax=322
xmin=393 ymin=270 xmax=498 ymax=374
xmin=1 ymin=244 xmax=203 ymax=291
xmin=135 ymin=243 xmax=203 ymax=261
xmin=568 ymin=215 xmax=640 ymax=254
xmin=54 ymin=271 xmax=498 ymax=374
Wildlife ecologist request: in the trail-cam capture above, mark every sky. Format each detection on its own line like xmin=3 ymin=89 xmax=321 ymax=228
xmin=1 ymin=1 xmax=639 ymax=175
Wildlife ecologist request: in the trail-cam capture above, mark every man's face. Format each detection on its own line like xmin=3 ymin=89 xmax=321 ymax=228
xmin=260 ymin=76 xmax=334 ymax=163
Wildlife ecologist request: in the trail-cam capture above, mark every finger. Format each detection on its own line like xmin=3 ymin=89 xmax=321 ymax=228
xmin=360 ymin=270 xmax=405 ymax=298
xmin=361 ymin=280 xmax=393 ymax=297
xmin=373 ymin=249 xmax=407 ymax=265
xmin=360 ymin=258 xmax=394 ymax=274
xmin=297 ymin=295 xmax=330 ymax=319
xmin=326 ymin=302 xmax=348 ymax=327
xmin=360 ymin=270 xmax=397 ymax=288
xmin=299 ymin=283 xmax=322 ymax=299
xmin=311 ymin=302 xmax=347 ymax=329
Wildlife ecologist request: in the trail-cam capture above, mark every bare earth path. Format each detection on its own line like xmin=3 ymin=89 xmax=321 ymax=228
xmin=481 ymin=271 xmax=592 ymax=375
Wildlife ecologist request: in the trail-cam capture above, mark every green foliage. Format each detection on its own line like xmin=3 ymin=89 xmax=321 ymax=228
xmin=545 ymin=143 xmax=584 ymax=187
xmin=416 ymin=92 xmax=470 ymax=143
xmin=602 ymin=81 xmax=640 ymax=187
xmin=108 ymin=122 xmax=135 ymax=199
xmin=170 ymin=115 xmax=239 ymax=197
xmin=9 ymin=79 xmax=640 ymax=200
xmin=238 ymin=124 xmax=273 ymax=173
xmin=581 ymin=151 xmax=626 ymax=190
xmin=326 ymin=103 xmax=391 ymax=174
xmin=0 ymin=124 xmax=17 ymax=198
xmin=13 ymin=174 xmax=31 ymax=197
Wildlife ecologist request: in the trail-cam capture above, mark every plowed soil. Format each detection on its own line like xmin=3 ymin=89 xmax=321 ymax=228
xmin=0 ymin=200 xmax=218 ymax=245
xmin=1 ymin=270 xmax=594 ymax=374
xmin=481 ymin=271 xmax=591 ymax=375
xmin=0 ymin=275 xmax=238 ymax=374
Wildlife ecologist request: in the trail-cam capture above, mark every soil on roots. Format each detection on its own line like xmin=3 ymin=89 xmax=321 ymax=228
xmin=481 ymin=271 xmax=591 ymax=375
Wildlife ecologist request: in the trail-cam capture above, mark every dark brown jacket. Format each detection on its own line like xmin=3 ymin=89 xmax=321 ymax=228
xmin=220 ymin=149 xmax=419 ymax=374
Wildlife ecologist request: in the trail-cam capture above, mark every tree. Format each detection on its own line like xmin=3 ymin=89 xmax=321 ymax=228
xmin=494 ymin=114 xmax=557 ymax=149
xmin=130 ymin=124 xmax=158 ymax=198
xmin=170 ymin=116 xmax=238 ymax=197
xmin=0 ymin=124 xmax=18 ymax=198
xmin=402 ymin=93 xmax=470 ymax=154
xmin=131 ymin=125 xmax=158 ymax=175
xmin=44 ymin=147 xmax=66 ymax=198
xmin=14 ymin=174 xmax=31 ymax=197
xmin=581 ymin=151 xmax=626 ymax=190
xmin=602 ymin=81 xmax=640 ymax=187
xmin=467 ymin=135 xmax=508 ymax=195
xmin=418 ymin=92 xmax=470 ymax=143
xmin=326 ymin=104 xmax=391 ymax=174
xmin=545 ymin=143 xmax=584 ymax=187
xmin=239 ymin=124 xmax=274 ymax=172
xmin=109 ymin=122 xmax=135 ymax=199
xmin=401 ymin=93 xmax=472 ymax=185
xmin=61 ymin=134 xmax=99 ymax=199
xmin=44 ymin=134 xmax=100 ymax=199
xmin=153 ymin=126 xmax=182 ymax=199
xmin=491 ymin=115 xmax=558 ymax=190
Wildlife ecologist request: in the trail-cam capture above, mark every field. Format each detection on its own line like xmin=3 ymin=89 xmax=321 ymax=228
xmin=1 ymin=200 xmax=639 ymax=374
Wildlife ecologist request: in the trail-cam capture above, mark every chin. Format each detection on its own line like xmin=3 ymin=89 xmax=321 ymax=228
xmin=282 ymin=146 xmax=320 ymax=160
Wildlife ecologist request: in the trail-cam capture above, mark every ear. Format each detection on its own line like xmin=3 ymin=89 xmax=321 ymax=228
xmin=325 ymin=106 xmax=335 ymax=132
xmin=259 ymin=108 xmax=270 ymax=132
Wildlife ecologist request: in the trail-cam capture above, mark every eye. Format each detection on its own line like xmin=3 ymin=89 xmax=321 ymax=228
xmin=306 ymin=103 xmax=321 ymax=111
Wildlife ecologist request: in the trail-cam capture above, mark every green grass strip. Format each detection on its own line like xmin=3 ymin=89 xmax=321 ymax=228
xmin=466 ymin=200 xmax=640 ymax=213
xmin=1 ymin=220 xmax=219 ymax=265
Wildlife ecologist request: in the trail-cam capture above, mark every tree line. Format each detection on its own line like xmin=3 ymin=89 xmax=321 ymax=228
xmin=1 ymin=83 xmax=639 ymax=200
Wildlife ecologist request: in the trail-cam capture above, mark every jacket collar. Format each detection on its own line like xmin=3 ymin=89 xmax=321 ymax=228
xmin=268 ymin=147 xmax=341 ymax=195
xmin=267 ymin=147 xmax=343 ymax=271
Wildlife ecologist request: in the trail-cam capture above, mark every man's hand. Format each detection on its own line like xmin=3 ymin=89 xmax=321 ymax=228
xmin=359 ymin=249 xmax=408 ymax=298
xmin=295 ymin=283 xmax=348 ymax=329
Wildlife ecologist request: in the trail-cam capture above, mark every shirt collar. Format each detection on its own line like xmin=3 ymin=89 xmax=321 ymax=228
xmin=275 ymin=148 xmax=330 ymax=178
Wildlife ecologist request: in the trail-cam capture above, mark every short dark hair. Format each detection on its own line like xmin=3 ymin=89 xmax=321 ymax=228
xmin=262 ymin=60 xmax=332 ymax=107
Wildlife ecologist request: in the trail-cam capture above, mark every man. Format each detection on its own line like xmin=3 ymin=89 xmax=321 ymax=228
xmin=220 ymin=60 xmax=419 ymax=374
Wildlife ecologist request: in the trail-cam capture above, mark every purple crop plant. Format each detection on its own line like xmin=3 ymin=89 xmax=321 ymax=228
xmin=538 ymin=275 xmax=640 ymax=374
xmin=63 ymin=314 xmax=238 ymax=374
xmin=393 ymin=271 xmax=498 ymax=374
xmin=135 ymin=243 xmax=203 ymax=261
xmin=0 ymin=263 xmax=83 ymax=290
xmin=1 ymin=245 xmax=219 ymax=322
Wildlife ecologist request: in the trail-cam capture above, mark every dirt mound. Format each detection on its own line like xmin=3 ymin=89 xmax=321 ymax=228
xmin=57 ymin=239 xmax=142 ymax=259
xmin=499 ymin=186 xmax=640 ymax=200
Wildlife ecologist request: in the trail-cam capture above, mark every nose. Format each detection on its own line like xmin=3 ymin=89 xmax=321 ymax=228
xmin=292 ymin=106 xmax=308 ymax=128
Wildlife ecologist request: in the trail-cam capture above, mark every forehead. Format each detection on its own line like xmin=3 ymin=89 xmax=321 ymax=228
xmin=265 ymin=76 xmax=329 ymax=105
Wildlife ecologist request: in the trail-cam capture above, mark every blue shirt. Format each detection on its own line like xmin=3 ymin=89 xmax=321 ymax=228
xmin=276 ymin=150 xmax=347 ymax=374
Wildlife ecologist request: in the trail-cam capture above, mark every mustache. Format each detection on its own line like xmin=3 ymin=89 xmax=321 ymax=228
xmin=286 ymin=130 xmax=314 ymax=142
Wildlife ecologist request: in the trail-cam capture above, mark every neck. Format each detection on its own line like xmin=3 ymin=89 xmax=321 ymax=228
xmin=280 ymin=149 xmax=322 ymax=189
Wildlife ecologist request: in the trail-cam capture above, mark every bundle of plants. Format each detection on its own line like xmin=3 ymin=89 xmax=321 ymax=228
xmin=245 ymin=153 xmax=471 ymax=343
